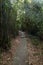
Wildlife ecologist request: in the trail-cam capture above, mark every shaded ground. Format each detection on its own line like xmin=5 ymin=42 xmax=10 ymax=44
xmin=0 ymin=31 xmax=43 ymax=65
xmin=12 ymin=31 xmax=28 ymax=65
xmin=27 ymin=38 xmax=43 ymax=65
xmin=0 ymin=36 xmax=20 ymax=65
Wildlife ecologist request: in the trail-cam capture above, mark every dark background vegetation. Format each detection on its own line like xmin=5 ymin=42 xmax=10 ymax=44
xmin=0 ymin=0 xmax=43 ymax=50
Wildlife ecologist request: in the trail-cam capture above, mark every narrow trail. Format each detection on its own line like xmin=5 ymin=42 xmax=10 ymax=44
xmin=12 ymin=31 xmax=28 ymax=65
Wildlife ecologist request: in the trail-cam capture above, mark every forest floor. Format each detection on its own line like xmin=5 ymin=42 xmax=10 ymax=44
xmin=0 ymin=36 xmax=20 ymax=65
xmin=27 ymin=38 xmax=43 ymax=65
xmin=0 ymin=31 xmax=43 ymax=65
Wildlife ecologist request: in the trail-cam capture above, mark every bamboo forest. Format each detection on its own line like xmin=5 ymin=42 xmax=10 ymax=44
xmin=0 ymin=0 xmax=43 ymax=65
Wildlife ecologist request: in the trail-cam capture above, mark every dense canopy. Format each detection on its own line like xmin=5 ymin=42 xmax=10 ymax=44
xmin=0 ymin=0 xmax=43 ymax=50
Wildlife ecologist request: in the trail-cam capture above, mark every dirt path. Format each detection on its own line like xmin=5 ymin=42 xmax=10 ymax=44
xmin=1 ymin=32 xmax=43 ymax=65
xmin=12 ymin=31 xmax=28 ymax=65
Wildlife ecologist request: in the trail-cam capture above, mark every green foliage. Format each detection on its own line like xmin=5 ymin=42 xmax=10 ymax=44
xmin=0 ymin=0 xmax=11 ymax=50
xmin=0 ymin=0 xmax=43 ymax=50
xmin=31 ymin=37 xmax=40 ymax=46
xmin=21 ymin=0 xmax=43 ymax=40
xmin=0 ymin=0 xmax=20 ymax=50
xmin=9 ymin=4 xmax=20 ymax=37
xmin=0 ymin=0 xmax=23 ymax=50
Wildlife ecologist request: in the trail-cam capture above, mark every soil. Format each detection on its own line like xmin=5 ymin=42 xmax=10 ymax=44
xmin=0 ymin=36 xmax=20 ymax=65
xmin=0 ymin=32 xmax=43 ymax=65
xmin=27 ymin=38 xmax=43 ymax=65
